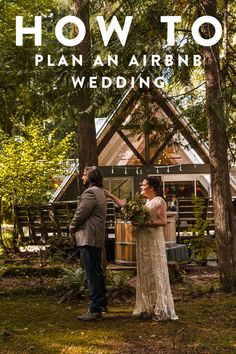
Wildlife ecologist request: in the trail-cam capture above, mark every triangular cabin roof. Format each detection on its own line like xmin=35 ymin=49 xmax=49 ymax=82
xmin=97 ymin=83 xmax=209 ymax=166
xmin=51 ymin=80 xmax=236 ymax=201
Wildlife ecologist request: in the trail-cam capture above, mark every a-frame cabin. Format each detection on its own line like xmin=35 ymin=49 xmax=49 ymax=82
xmin=51 ymin=83 xmax=236 ymax=203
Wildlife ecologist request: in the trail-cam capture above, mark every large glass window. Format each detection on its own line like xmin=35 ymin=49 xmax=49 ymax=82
xmin=103 ymin=177 xmax=133 ymax=200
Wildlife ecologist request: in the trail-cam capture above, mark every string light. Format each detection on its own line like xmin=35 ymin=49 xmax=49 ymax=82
xmin=110 ymin=164 xmax=186 ymax=175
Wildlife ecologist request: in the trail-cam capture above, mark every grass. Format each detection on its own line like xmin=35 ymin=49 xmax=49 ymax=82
xmin=0 ymin=268 xmax=236 ymax=354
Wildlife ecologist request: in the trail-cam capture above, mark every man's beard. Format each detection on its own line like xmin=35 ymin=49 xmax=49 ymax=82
xmin=83 ymin=180 xmax=90 ymax=189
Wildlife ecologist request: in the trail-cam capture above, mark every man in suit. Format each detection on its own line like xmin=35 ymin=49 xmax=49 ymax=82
xmin=69 ymin=166 xmax=107 ymax=321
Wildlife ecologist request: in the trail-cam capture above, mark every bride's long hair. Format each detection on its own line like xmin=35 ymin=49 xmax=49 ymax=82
xmin=145 ymin=176 xmax=163 ymax=197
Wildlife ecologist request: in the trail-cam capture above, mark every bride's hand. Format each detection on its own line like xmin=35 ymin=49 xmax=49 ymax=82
xmin=104 ymin=190 xmax=112 ymax=198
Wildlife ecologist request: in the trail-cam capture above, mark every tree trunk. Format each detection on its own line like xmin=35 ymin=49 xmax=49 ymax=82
xmin=73 ymin=1 xmax=106 ymax=270
xmin=74 ymin=0 xmax=98 ymax=189
xmin=201 ymin=0 xmax=236 ymax=290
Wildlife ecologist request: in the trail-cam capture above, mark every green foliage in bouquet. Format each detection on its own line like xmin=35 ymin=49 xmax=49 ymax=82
xmin=121 ymin=198 xmax=148 ymax=224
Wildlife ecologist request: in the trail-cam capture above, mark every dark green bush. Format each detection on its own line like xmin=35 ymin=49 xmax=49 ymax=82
xmin=186 ymin=195 xmax=216 ymax=263
xmin=106 ymin=270 xmax=135 ymax=297
xmin=44 ymin=235 xmax=78 ymax=263
xmin=57 ymin=267 xmax=87 ymax=302
xmin=0 ymin=265 xmax=63 ymax=277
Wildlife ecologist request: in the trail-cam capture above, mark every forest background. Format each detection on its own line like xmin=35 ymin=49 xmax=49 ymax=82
xmin=0 ymin=0 xmax=236 ymax=290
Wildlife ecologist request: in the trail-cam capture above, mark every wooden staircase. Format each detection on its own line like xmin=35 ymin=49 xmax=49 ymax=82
xmin=176 ymin=198 xmax=215 ymax=241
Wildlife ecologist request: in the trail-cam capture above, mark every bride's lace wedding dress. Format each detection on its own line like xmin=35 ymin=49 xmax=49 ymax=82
xmin=133 ymin=196 xmax=178 ymax=321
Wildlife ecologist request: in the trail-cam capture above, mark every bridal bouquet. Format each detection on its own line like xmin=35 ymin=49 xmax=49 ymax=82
xmin=121 ymin=199 xmax=148 ymax=225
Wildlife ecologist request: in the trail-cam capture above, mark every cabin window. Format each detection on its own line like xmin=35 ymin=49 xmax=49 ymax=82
xmin=103 ymin=177 xmax=134 ymax=200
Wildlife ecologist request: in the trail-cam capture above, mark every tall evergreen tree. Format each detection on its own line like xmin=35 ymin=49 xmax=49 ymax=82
xmin=201 ymin=0 xmax=236 ymax=290
xmin=74 ymin=0 xmax=98 ymax=183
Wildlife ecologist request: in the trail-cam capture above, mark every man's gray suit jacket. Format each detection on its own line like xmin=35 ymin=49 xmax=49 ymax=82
xmin=69 ymin=186 xmax=107 ymax=248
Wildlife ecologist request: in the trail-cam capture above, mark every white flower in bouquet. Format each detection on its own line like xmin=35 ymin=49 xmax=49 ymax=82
xmin=121 ymin=198 xmax=148 ymax=224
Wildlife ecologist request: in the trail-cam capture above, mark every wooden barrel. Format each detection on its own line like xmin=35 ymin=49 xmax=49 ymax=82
xmin=115 ymin=220 xmax=136 ymax=265
xmin=115 ymin=213 xmax=176 ymax=265
xmin=163 ymin=212 xmax=177 ymax=242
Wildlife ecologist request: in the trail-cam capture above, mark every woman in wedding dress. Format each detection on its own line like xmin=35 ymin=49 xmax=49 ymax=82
xmin=105 ymin=176 xmax=178 ymax=321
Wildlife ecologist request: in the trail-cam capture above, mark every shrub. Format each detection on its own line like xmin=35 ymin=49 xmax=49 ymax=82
xmin=57 ymin=267 xmax=87 ymax=303
xmin=187 ymin=195 xmax=216 ymax=263
xmin=106 ymin=270 xmax=135 ymax=297
xmin=0 ymin=265 xmax=63 ymax=277
xmin=44 ymin=235 xmax=78 ymax=264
